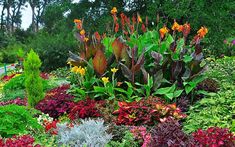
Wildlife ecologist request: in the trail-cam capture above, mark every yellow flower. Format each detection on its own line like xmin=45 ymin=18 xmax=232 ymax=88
xmin=102 ymin=77 xmax=109 ymax=85
xmin=79 ymin=67 xmax=86 ymax=76
xmin=137 ymin=13 xmax=142 ymax=23
xmin=197 ymin=26 xmax=208 ymax=38
xmin=80 ymin=29 xmax=85 ymax=35
xmin=111 ymin=68 xmax=118 ymax=73
xmin=172 ymin=20 xmax=180 ymax=31
xmin=111 ymin=7 xmax=117 ymax=15
xmin=71 ymin=66 xmax=79 ymax=73
xmin=67 ymin=61 xmax=72 ymax=65
xmin=159 ymin=26 xmax=169 ymax=39
xmin=84 ymin=37 xmax=89 ymax=42
xmin=74 ymin=19 xmax=81 ymax=23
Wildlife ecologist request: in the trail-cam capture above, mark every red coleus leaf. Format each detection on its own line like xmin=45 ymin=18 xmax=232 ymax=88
xmin=92 ymin=49 xmax=107 ymax=75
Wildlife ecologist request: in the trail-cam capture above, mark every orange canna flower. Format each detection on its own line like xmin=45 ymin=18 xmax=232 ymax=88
xmin=197 ymin=26 xmax=208 ymax=38
xmin=74 ymin=19 xmax=81 ymax=23
xmin=80 ymin=29 xmax=85 ymax=35
xmin=111 ymin=7 xmax=117 ymax=15
xmin=159 ymin=26 xmax=169 ymax=39
xmin=137 ymin=13 xmax=142 ymax=23
xmin=172 ymin=20 xmax=180 ymax=31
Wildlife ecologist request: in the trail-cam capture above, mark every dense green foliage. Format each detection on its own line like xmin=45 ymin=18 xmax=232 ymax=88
xmin=183 ymin=56 xmax=235 ymax=133
xmin=24 ymin=50 xmax=44 ymax=107
xmin=0 ymin=104 xmax=42 ymax=137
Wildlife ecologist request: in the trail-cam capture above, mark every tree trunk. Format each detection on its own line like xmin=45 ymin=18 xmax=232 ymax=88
xmin=31 ymin=6 xmax=35 ymax=32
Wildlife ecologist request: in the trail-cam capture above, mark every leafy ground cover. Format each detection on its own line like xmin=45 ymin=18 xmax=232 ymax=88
xmin=0 ymin=7 xmax=234 ymax=147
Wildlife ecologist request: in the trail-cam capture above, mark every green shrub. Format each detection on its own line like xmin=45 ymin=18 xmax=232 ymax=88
xmin=0 ymin=104 xmax=42 ymax=137
xmin=183 ymin=84 xmax=235 ymax=134
xmin=3 ymin=74 xmax=25 ymax=91
xmin=205 ymin=56 xmax=235 ymax=84
xmin=2 ymin=89 xmax=25 ymax=101
xmin=0 ymin=43 xmax=25 ymax=63
xmin=24 ymin=50 xmax=44 ymax=108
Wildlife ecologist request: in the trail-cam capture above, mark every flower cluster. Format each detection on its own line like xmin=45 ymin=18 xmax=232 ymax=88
xmin=0 ymin=135 xmax=40 ymax=147
xmin=130 ymin=126 xmax=152 ymax=147
xmin=68 ymin=98 xmax=104 ymax=120
xmin=35 ymin=85 xmax=75 ymax=119
xmin=0 ymin=98 xmax=27 ymax=106
xmin=1 ymin=73 xmax=16 ymax=82
xmin=192 ymin=127 xmax=235 ymax=147
xmin=113 ymin=97 xmax=186 ymax=125
xmin=71 ymin=66 xmax=86 ymax=76
xmin=74 ymin=18 xmax=89 ymax=42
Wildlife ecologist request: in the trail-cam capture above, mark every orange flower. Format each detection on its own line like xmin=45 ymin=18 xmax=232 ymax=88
xmin=80 ymin=29 xmax=85 ymax=35
xmin=137 ymin=13 xmax=142 ymax=23
xmin=111 ymin=7 xmax=117 ymax=15
xmin=159 ymin=26 xmax=169 ymax=39
xmin=74 ymin=19 xmax=81 ymax=23
xmin=197 ymin=26 xmax=208 ymax=38
xmin=171 ymin=20 xmax=180 ymax=31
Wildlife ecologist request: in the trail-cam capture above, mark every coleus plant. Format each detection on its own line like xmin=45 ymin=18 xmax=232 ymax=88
xmin=113 ymin=97 xmax=186 ymax=126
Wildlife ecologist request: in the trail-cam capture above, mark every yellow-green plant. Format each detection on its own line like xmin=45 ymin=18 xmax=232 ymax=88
xmin=24 ymin=50 xmax=44 ymax=108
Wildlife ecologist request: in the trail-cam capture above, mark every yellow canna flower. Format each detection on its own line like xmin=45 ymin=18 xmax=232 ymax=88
xmin=111 ymin=7 xmax=117 ymax=15
xmin=197 ymin=26 xmax=208 ymax=38
xmin=84 ymin=37 xmax=89 ymax=42
xmin=159 ymin=26 xmax=169 ymax=39
xmin=102 ymin=77 xmax=109 ymax=85
xmin=80 ymin=29 xmax=85 ymax=35
xmin=111 ymin=68 xmax=118 ymax=73
xmin=71 ymin=66 xmax=79 ymax=73
xmin=79 ymin=67 xmax=86 ymax=76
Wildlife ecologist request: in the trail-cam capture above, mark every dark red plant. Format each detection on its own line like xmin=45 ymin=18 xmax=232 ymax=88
xmin=0 ymin=135 xmax=40 ymax=147
xmin=113 ymin=97 xmax=186 ymax=126
xmin=1 ymin=74 xmax=16 ymax=81
xmin=40 ymin=72 xmax=50 ymax=79
xmin=68 ymin=98 xmax=104 ymax=120
xmin=150 ymin=117 xmax=198 ymax=147
xmin=192 ymin=127 xmax=235 ymax=147
xmin=0 ymin=98 xmax=27 ymax=106
xmin=35 ymin=85 xmax=75 ymax=119
xmin=44 ymin=120 xmax=58 ymax=135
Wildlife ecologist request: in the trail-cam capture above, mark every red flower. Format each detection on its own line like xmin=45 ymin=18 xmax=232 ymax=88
xmin=115 ymin=23 xmax=119 ymax=33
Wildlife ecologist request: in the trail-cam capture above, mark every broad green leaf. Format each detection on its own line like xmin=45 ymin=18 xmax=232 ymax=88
xmin=183 ymin=55 xmax=193 ymax=63
xmin=185 ymin=85 xmax=194 ymax=94
xmin=174 ymin=90 xmax=184 ymax=97
xmin=93 ymin=86 xmax=106 ymax=93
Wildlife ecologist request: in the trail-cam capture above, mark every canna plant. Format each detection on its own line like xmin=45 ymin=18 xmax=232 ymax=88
xmin=68 ymin=7 xmax=208 ymax=102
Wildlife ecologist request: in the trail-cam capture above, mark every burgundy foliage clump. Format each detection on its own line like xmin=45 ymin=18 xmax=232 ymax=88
xmin=150 ymin=117 xmax=198 ymax=147
xmin=192 ymin=127 xmax=235 ymax=147
xmin=68 ymin=98 xmax=104 ymax=120
xmin=36 ymin=85 xmax=75 ymax=119
xmin=0 ymin=135 xmax=40 ymax=147
xmin=0 ymin=98 xmax=27 ymax=106
xmin=113 ymin=97 xmax=186 ymax=125
xmin=40 ymin=72 xmax=50 ymax=80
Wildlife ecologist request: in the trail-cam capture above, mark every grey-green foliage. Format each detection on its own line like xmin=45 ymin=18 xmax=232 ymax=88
xmin=106 ymin=131 xmax=138 ymax=147
xmin=57 ymin=118 xmax=113 ymax=147
xmin=24 ymin=50 xmax=44 ymax=108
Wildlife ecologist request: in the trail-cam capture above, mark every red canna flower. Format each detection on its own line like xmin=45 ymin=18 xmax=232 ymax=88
xmin=94 ymin=32 xmax=101 ymax=42
xmin=132 ymin=15 xmax=136 ymax=24
xmin=182 ymin=23 xmax=191 ymax=38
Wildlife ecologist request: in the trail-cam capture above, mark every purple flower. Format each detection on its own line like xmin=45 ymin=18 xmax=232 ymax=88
xmin=232 ymin=39 xmax=235 ymax=45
